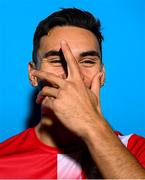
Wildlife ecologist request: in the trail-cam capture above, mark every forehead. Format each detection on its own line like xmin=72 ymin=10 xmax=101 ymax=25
xmin=38 ymin=26 xmax=100 ymax=55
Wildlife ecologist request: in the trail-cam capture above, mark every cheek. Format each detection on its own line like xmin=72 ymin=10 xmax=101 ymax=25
xmin=39 ymin=63 xmax=65 ymax=77
xmin=80 ymin=67 xmax=99 ymax=88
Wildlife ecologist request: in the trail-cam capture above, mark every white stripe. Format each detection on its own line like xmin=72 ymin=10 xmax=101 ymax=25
xmin=57 ymin=152 xmax=83 ymax=179
xmin=118 ymin=134 xmax=133 ymax=147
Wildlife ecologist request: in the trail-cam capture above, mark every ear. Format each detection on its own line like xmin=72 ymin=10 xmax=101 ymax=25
xmin=100 ymin=64 xmax=105 ymax=87
xmin=28 ymin=62 xmax=38 ymax=87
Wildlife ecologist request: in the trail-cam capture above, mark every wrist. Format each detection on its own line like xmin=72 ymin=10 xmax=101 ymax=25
xmin=82 ymin=114 xmax=119 ymax=150
xmin=82 ymin=114 xmax=109 ymax=142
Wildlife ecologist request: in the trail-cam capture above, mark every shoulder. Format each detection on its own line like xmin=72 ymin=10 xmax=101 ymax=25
xmin=117 ymin=132 xmax=145 ymax=168
xmin=0 ymin=128 xmax=35 ymax=155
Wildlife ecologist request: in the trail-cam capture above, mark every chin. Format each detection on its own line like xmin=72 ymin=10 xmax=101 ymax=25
xmin=41 ymin=106 xmax=59 ymax=123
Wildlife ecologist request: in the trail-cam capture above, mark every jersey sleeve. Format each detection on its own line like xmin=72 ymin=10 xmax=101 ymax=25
xmin=127 ymin=134 xmax=145 ymax=168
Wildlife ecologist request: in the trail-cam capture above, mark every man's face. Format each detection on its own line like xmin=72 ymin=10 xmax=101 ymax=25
xmin=36 ymin=26 xmax=102 ymax=88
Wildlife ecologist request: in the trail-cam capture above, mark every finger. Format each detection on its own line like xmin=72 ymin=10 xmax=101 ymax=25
xmin=40 ymin=86 xmax=58 ymax=98
xmin=42 ymin=96 xmax=54 ymax=110
xmin=36 ymin=87 xmax=58 ymax=104
xmin=32 ymin=70 xmax=65 ymax=88
xmin=91 ymin=71 xmax=103 ymax=99
xmin=60 ymin=40 xmax=81 ymax=80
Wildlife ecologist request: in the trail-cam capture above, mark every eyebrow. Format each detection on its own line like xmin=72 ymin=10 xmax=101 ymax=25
xmin=43 ymin=50 xmax=60 ymax=58
xmin=43 ymin=50 xmax=101 ymax=59
xmin=80 ymin=51 xmax=101 ymax=59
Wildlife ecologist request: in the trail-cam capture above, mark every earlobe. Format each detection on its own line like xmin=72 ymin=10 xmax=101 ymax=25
xmin=28 ymin=62 xmax=38 ymax=87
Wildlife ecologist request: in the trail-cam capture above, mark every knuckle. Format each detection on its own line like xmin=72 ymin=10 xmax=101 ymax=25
xmin=65 ymin=81 xmax=74 ymax=90
xmin=57 ymin=89 xmax=65 ymax=98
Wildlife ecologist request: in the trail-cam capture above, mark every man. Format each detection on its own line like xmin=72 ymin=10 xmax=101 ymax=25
xmin=0 ymin=8 xmax=145 ymax=179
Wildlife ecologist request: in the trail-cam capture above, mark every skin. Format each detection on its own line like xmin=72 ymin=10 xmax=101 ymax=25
xmin=28 ymin=26 xmax=145 ymax=178
xmin=29 ymin=26 xmax=105 ymax=146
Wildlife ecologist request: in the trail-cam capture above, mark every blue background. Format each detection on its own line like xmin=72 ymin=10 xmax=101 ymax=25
xmin=0 ymin=0 xmax=145 ymax=142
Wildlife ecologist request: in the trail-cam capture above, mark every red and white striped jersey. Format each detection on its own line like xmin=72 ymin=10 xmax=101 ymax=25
xmin=0 ymin=128 xmax=144 ymax=178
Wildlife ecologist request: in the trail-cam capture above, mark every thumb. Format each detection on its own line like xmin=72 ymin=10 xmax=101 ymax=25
xmin=91 ymin=71 xmax=103 ymax=99
xmin=91 ymin=72 xmax=104 ymax=113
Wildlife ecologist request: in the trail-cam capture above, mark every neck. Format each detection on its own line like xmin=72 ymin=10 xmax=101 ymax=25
xmin=35 ymin=109 xmax=83 ymax=149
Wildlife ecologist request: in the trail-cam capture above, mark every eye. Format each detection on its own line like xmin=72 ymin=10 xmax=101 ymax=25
xmin=41 ymin=58 xmax=62 ymax=65
xmin=80 ymin=60 xmax=96 ymax=64
xmin=79 ymin=59 xmax=97 ymax=67
xmin=50 ymin=59 xmax=62 ymax=64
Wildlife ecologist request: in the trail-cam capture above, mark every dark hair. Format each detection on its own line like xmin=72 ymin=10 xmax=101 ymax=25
xmin=32 ymin=8 xmax=104 ymax=64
